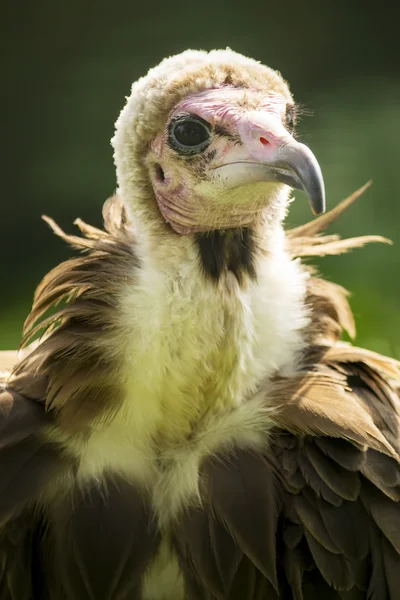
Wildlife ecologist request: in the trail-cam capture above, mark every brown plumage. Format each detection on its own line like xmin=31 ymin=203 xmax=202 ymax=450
xmin=1 ymin=49 xmax=399 ymax=599
xmin=1 ymin=186 xmax=399 ymax=599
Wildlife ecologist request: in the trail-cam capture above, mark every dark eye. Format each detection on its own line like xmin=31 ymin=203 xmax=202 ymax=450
xmin=174 ymin=120 xmax=209 ymax=146
xmin=168 ymin=114 xmax=211 ymax=156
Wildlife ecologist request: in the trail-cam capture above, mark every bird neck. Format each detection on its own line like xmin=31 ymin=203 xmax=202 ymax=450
xmin=129 ymin=195 xmax=289 ymax=278
xmin=120 ymin=209 xmax=309 ymax=377
xmin=118 ymin=175 xmax=292 ymax=273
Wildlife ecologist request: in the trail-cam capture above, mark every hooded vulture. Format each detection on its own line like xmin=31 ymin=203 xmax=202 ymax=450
xmin=1 ymin=49 xmax=400 ymax=600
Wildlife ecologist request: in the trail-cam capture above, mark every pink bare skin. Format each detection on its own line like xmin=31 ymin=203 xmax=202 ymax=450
xmin=145 ymin=87 xmax=324 ymax=235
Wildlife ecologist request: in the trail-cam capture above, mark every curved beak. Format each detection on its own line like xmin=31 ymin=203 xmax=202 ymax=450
xmin=211 ymin=112 xmax=326 ymax=215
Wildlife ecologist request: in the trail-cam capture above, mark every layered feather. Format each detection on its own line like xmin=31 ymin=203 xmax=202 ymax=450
xmin=0 ymin=186 xmax=399 ymax=598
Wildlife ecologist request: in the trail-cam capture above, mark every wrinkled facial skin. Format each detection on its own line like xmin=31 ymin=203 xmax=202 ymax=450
xmin=146 ymin=87 xmax=324 ymax=235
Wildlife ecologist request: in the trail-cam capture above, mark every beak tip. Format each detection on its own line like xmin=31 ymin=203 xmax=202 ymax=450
xmin=312 ymin=203 xmax=326 ymax=216
xmin=309 ymin=188 xmax=326 ymax=216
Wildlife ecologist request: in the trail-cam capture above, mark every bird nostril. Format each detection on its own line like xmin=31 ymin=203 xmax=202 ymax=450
xmin=259 ymin=137 xmax=270 ymax=146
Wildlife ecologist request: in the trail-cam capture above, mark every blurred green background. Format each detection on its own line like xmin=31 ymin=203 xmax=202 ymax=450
xmin=1 ymin=1 xmax=399 ymax=355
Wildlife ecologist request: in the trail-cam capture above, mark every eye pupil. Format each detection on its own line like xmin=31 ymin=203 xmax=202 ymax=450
xmin=174 ymin=121 xmax=208 ymax=146
xmin=169 ymin=115 xmax=211 ymax=155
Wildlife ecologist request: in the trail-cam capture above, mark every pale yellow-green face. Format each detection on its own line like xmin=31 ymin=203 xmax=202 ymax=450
xmin=144 ymin=86 xmax=325 ymax=235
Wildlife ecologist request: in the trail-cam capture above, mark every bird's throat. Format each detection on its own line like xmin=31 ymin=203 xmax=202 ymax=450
xmin=153 ymin=187 xmax=266 ymax=236
xmin=195 ymin=228 xmax=257 ymax=285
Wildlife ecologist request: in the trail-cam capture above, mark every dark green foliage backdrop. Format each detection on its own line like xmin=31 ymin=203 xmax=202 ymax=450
xmin=1 ymin=1 xmax=399 ymax=354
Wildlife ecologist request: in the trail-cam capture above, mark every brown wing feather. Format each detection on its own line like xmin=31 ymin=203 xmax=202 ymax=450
xmin=270 ymin=339 xmax=400 ymax=597
xmin=175 ymin=350 xmax=400 ymax=598
xmin=0 ymin=512 xmax=41 ymax=600
xmin=47 ymin=476 xmax=160 ymax=600
xmin=274 ymin=349 xmax=400 ymax=596
xmin=0 ymin=378 xmax=70 ymax=599
xmin=288 ymin=183 xmax=392 ymax=347
xmin=0 ymin=377 xmax=69 ymax=521
xmin=9 ymin=195 xmax=138 ymax=432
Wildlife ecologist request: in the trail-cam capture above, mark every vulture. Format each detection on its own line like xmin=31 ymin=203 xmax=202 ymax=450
xmin=1 ymin=48 xmax=400 ymax=600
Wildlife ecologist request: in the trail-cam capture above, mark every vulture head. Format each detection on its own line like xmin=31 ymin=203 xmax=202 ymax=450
xmin=112 ymin=49 xmax=325 ymax=247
